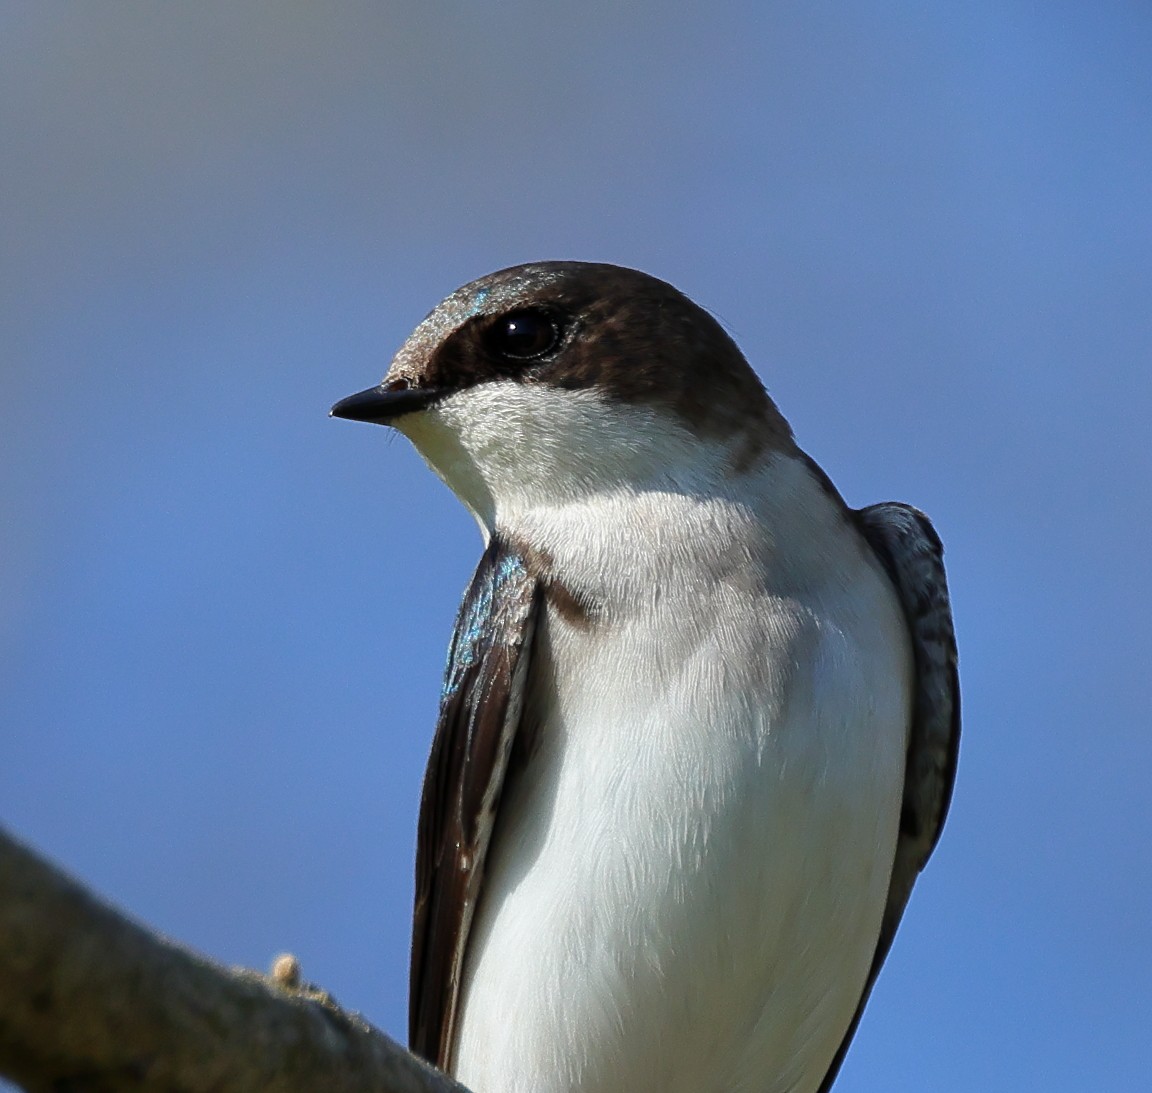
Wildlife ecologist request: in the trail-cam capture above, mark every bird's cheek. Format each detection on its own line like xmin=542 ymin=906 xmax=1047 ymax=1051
xmin=397 ymin=408 xmax=497 ymax=532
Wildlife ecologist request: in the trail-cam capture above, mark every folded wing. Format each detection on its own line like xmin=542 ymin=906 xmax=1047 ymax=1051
xmin=818 ymin=502 xmax=960 ymax=1093
xmin=409 ymin=538 xmax=541 ymax=1069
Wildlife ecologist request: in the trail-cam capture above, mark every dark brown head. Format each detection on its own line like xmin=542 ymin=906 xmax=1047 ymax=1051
xmin=332 ymin=262 xmax=795 ymax=527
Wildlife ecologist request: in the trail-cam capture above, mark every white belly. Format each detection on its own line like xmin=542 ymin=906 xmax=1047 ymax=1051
xmin=451 ymin=571 xmax=910 ymax=1093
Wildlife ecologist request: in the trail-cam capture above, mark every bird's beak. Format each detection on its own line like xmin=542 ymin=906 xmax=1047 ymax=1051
xmin=329 ymin=383 xmax=444 ymax=425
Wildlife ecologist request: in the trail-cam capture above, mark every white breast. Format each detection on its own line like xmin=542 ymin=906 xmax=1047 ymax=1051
xmin=449 ymin=455 xmax=912 ymax=1093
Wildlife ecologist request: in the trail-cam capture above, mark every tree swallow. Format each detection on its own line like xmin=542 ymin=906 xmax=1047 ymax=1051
xmin=331 ymin=262 xmax=959 ymax=1093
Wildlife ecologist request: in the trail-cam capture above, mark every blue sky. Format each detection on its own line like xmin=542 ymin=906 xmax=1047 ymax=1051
xmin=2 ymin=3 xmax=1149 ymax=1088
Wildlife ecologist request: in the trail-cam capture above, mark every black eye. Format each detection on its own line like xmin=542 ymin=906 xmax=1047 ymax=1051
xmin=484 ymin=308 xmax=562 ymax=362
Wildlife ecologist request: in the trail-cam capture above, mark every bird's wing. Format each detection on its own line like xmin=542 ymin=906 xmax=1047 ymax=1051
xmin=409 ymin=537 xmax=541 ymax=1069
xmin=818 ymin=502 xmax=960 ymax=1093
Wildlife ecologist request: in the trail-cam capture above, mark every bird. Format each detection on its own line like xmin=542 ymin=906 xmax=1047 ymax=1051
xmin=331 ymin=261 xmax=959 ymax=1093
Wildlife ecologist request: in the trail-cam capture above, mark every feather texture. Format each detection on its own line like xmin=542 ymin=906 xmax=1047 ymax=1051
xmin=409 ymin=538 xmax=540 ymax=1067
xmin=816 ymin=502 xmax=960 ymax=1093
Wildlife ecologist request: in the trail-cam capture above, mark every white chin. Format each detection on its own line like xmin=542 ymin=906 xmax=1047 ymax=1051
xmin=397 ymin=379 xmax=719 ymax=531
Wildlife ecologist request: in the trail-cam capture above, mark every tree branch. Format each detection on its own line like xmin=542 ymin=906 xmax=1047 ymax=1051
xmin=0 ymin=827 xmax=470 ymax=1093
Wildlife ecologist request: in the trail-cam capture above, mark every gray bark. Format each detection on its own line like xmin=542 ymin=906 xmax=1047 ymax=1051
xmin=0 ymin=827 xmax=471 ymax=1093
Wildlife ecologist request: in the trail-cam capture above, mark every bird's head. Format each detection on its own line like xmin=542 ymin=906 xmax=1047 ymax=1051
xmin=331 ymin=262 xmax=794 ymax=533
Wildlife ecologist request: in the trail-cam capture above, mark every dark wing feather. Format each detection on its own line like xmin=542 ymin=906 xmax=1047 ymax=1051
xmin=818 ymin=502 xmax=960 ymax=1093
xmin=409 ymin=537 xmax=540 ymax=1069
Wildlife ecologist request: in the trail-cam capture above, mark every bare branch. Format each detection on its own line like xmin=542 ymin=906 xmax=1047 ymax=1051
xmin=0 ymin=827 xmax=471 ymax=1093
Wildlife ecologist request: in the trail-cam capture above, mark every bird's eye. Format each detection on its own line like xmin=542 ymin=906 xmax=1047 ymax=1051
xmin=484 ymin=309 xmax=562 ymax=362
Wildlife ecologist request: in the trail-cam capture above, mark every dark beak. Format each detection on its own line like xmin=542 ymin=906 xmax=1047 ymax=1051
xmin=329 ymin=383 xmax=444 ymax=424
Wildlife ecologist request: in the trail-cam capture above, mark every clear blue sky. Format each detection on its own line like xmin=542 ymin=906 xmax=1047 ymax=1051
xmin=2 ymin=3 xmax=1149 ymax=1088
